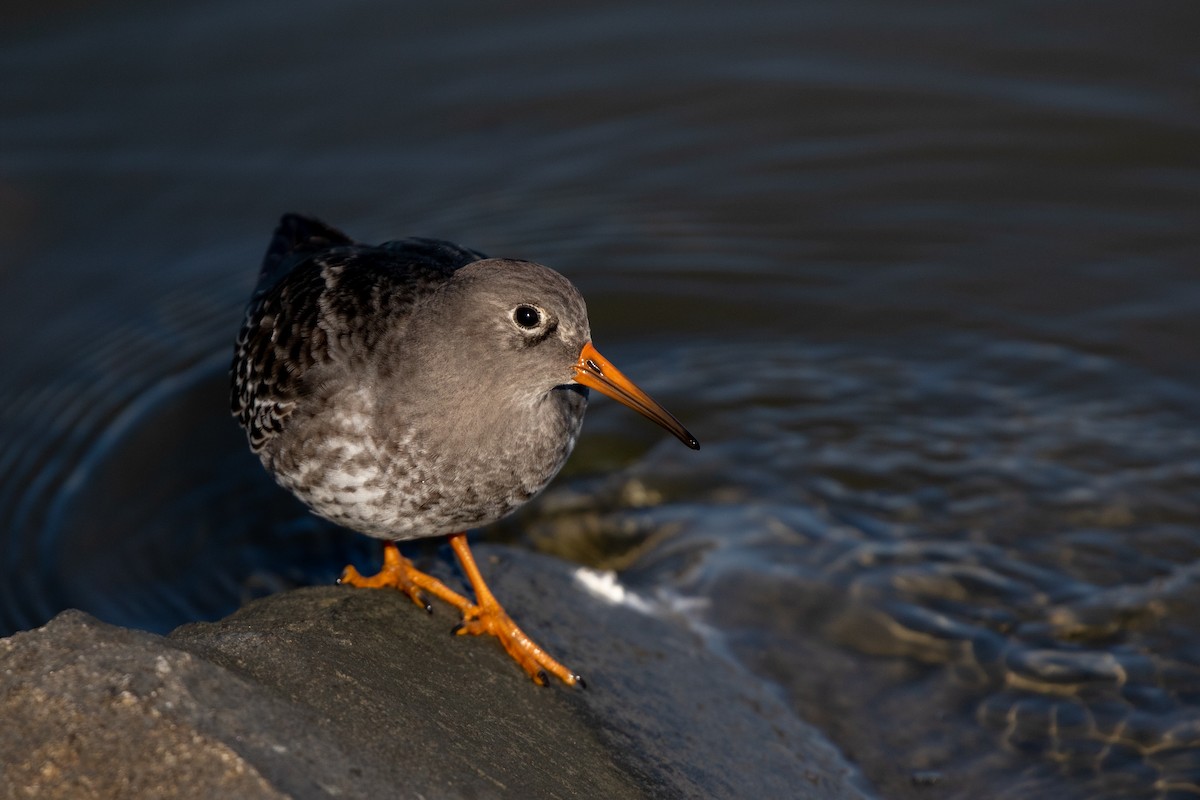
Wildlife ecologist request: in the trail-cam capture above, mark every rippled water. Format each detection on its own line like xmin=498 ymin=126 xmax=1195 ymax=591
xmin=3 ymin=1 xmax=1199 ymax=797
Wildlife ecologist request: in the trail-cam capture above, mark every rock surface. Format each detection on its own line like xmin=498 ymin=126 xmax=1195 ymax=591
xmin=0 ymin=546 xmax=874 ymax=799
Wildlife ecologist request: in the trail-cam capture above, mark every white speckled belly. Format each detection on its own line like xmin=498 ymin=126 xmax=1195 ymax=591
xmin=265 ymin=385 xmax=586 ymax=540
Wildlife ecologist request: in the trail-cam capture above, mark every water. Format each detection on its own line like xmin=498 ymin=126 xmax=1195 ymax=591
xmin=3 ymin=1 xmax=1199 ymax=797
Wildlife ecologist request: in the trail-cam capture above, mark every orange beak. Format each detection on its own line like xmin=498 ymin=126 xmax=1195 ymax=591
xmin=572 ymin=342 xmax=699 ymax=450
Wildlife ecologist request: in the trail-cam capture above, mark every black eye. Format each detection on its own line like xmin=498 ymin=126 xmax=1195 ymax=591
xmin=513 ymin=305 xmax=541 ymax=329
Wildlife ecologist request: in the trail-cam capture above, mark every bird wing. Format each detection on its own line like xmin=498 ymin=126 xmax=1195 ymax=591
xmin=231 ymin=214 xmax=487 ymax=453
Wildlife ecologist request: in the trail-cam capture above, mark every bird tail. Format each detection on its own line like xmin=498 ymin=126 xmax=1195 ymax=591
xmin=257 ymin=213 xmax=354 ymax=288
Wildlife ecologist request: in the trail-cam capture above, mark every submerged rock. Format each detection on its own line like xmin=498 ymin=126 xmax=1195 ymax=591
xmin=0 ymin=546 xmax=873 ymax=799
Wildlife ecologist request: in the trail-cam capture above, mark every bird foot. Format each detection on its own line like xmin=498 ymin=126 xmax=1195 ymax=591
xmin=339 ymin=542 xmax=471 ymax=614
xmin=342 ymin=538 xmax=584 ymax=689
xmin=453 ymin=600 xmax=584 ymax=688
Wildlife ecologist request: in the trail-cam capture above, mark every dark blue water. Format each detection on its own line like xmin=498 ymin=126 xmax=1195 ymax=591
xmin=3 ymin=2 xmax=1199 ymax=797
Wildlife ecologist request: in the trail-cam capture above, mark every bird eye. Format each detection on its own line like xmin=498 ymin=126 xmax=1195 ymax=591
xmin=513 ymin=305 xmax=541 ymax=329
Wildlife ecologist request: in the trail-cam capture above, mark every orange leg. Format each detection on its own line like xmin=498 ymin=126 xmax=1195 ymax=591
xmin=339 ymin=536 xmax=583 ymax=688
xmin=339 ymin=541 xmax=473 ymax=613
xmin=447 ymin=532 xmax=583 ymax=688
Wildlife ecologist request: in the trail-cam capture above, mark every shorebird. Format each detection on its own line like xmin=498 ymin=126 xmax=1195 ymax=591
xmin=231 ymin=214 xmax=698 ymax=686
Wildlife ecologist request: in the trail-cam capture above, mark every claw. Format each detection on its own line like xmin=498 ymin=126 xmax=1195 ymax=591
xmin=343 ymin=537 xmax=581 ymax=688
xmin=340 ymin=542 xmax=474 ymax=613
xmin=445 ymin=534 xmax=580 ymax=687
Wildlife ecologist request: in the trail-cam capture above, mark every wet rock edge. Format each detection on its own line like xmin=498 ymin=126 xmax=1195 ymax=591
xmin=0 ymin=545 xmax=874 ymax=799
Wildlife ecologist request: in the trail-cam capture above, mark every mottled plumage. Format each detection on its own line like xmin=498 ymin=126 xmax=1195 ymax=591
xmin=231 ymin=214 xmax=696 ymax=687
xmin=232 ymin=214 xmax=589 ymax=539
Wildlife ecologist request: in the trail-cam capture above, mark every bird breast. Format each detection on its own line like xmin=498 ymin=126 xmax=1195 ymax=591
xmin=264 ymin=384 xmax=587 ymax=540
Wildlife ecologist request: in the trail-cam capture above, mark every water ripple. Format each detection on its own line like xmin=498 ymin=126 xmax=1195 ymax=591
xmin=529 ymin=336 xmax=1200 ymax=799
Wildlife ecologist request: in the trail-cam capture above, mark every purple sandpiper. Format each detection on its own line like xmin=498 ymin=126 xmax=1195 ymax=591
xmin=231 ymin=214 xmax=698 ymax=686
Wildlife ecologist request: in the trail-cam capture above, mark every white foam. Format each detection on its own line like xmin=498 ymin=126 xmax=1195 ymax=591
xmin=572 ymin=567 xmax=656 ymax=615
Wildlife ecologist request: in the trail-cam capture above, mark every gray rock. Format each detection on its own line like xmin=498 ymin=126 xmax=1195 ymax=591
xmin=0 ymin=546 xmax=873 ymax=799
xmin=0 ymin=612 xmax=288 ymax=800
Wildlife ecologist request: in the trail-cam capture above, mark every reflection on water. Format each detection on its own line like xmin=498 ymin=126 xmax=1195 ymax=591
xmin=3 ymin=0 xmax=1199 ymax=798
